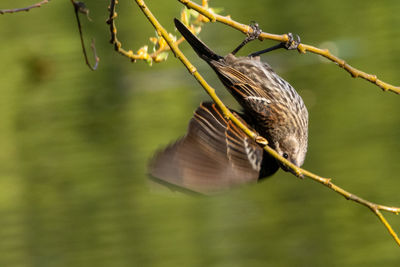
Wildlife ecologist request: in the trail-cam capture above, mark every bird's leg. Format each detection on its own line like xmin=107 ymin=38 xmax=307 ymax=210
xmin=231 ymin=22 xmax=262 ymax=55
xmin=248 ymin=33 xmax=301 ymax=57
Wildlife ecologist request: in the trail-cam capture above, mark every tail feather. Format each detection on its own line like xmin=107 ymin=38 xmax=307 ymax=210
xmin=174 ymin=18 xmax=222 ymax=62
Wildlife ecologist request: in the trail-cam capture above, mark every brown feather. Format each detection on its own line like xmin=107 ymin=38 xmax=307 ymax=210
xmin=149 ymin=103 xmax=276 ymax=194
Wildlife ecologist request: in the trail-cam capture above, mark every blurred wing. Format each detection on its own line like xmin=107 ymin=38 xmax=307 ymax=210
xmin=149 ymin=102 xmax=264 ymax=194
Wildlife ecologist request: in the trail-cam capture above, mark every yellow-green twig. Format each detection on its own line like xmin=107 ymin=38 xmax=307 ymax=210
xmin=107 ymin=0 xmax=185 ymax=63
xmin=178 ymin=0 xmax=400 ymax=95
xmin=297 ymin=44 xmax=400 ymax=94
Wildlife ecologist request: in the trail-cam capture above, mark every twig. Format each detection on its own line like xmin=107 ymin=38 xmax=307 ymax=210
xmin=297 ymin=44 xmax=400 ymax=94
xmin=0 ymin=0 xmax=50 ymax=14
xmin=261 ymin=144 xmax=400 ymax=245
xmin=107 ymin=0 xmax=187 ymax=64
xmin=71 ymin=0 xmax=99 ymax=70
xmin=107 ymin=0 xmax=138 ymax=61
xmin=133 ymin=0 xmax=400 ymax=247
xmin=178 ymin=0 xmax=400 ymax=95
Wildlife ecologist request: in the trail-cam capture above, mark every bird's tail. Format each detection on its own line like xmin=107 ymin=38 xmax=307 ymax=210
xmin=174 ymin=18 xmax=222 ymax=62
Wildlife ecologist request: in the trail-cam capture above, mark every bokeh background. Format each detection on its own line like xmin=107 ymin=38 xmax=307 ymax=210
xmin=1 ymin=0 xmax=400 ymax=266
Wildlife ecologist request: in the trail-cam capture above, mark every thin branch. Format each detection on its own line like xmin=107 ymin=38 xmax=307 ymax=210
xmin=71 ymin=0 xmax=99 ymax=70
xmin=178 ymin=0 xmax=400 ymax=95
xmin=261 ymin=144 xmax=400 ymax=245
xmin=107 ymin=0 xmax=138 ymax=61
xmin=297 ymin=44 xmax=400 ymax=94
xmin=133 ymin=0 xmax=400 ymax=247
xmin=107 ymin=0 xmax=188 ymax=64
xmin=0 ymin=0 xmax=50 ymax=15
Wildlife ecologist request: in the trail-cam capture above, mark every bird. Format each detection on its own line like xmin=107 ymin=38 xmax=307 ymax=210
xmin=149 ymin=19 xmax=308 ymax=194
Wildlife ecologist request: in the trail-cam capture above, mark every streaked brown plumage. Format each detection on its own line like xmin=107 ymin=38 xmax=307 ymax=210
xmin=150 ymin=102 xmax=279 ymax=194
xmin=149 ymin=19 xmax=309 ymax=194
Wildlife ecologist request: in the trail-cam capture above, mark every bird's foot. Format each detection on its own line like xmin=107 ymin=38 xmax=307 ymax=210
xmin=247 ymin=21 xmax=263 ymax=42
xmin=231 ymin=21 xmax=262 ymax=55
xmin=284 ymin=33 xmax=301 ymax=50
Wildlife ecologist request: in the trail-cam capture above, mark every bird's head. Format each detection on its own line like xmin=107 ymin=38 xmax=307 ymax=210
xmin=274 ymin=134 xmax=307 ymax=171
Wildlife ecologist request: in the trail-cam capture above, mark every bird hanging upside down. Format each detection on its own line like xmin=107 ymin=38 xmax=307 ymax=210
xmin=149 ymin=19 xmax=308 ymax=194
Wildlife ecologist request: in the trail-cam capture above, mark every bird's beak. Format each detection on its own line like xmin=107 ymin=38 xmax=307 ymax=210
xmin=280 ymin=160 xmax=303 ymax=178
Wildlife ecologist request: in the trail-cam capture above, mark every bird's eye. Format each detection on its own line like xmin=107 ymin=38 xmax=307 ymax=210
xmin=283 ymin=153 xmax=289 ymax=159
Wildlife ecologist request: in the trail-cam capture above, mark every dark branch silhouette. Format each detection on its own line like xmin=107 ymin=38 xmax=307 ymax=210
xmin=71 ymin=0 xmax=99 ymax=70
xmin=0 ymin=0 xmax=51 ymax=15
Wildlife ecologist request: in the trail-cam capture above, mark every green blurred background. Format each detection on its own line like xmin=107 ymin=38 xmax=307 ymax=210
xmin=1 ymin=0 xmax=400 ymax=266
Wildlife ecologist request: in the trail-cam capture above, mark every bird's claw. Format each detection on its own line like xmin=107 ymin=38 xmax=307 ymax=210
xmin=247 ymin=21 xmax=262 ymax=41
xmin=284 ymin=33 xmax=301 ymax=50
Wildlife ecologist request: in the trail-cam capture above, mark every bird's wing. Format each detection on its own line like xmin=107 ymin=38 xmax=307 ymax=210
xmin=210 ymin=62 xmax=280 ymax=117
xmin=149 ymin=102 xmax=264 ymax=194
xmin=212 ymin=62 xmax=269 ymax=98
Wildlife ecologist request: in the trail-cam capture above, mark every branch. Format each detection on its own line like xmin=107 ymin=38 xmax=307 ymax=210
xmin=133 ymin=0 xmax=400 ymax=247
xmin=0 ymin=0 xmax=50 ymax=14
xmin=107 ymin=0 xmax=141 ymax=61
xmin=107 ymin=0 xmax=204 ymax=64
xmin=178 ymin=0 xmax=400 ymax=95
xmin=71 ymin=0 xmax=99 ymax=70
